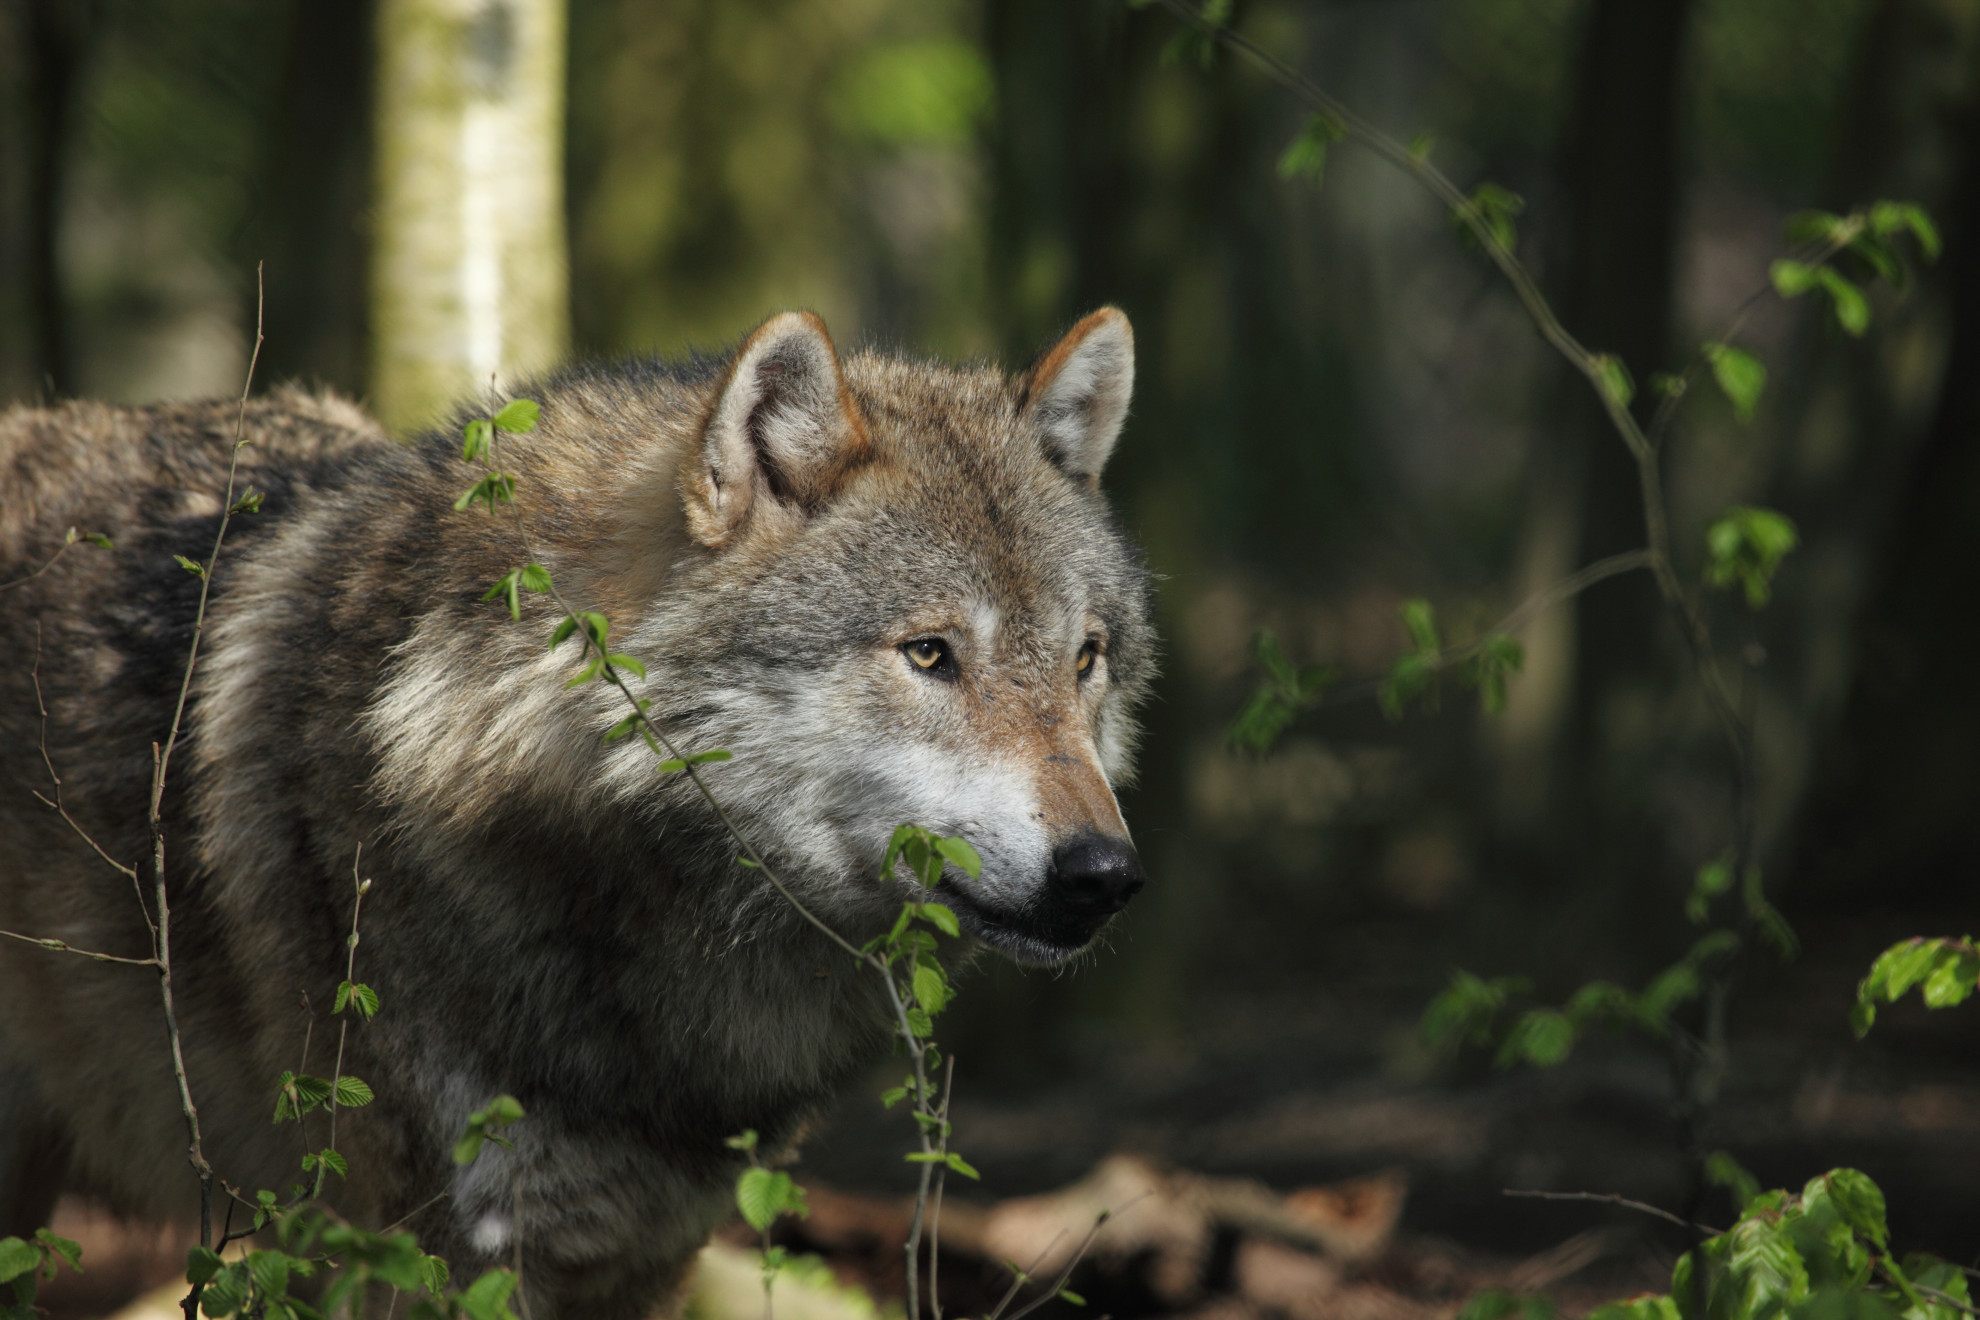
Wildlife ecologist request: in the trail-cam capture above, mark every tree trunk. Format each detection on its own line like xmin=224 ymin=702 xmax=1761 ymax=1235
xmin=1493 ymin=0 xmax=1696 ymax=871
xmin=370 ymin=0 xmax=569 ymax=434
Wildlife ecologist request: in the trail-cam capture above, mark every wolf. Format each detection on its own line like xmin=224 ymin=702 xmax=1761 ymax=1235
xmin=0 ymin=307 xmax=1154 ymax=1316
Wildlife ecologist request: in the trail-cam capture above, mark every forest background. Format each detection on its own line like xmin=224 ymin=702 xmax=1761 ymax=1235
xmin=2 ymin=0 xmax=1978 ymax=1277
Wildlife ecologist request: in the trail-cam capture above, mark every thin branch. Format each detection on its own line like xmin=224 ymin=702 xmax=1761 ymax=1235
xmin=1503 ymin=1188 xmax=1716 ymax=1235
xmin=30 ymin=622 xmax=145 ymax=893
xmin=159 ymin=260 xmax=264 ymax=1299
xmin=928 ymin=1053 xmax=957 ymax=1320
xmin=325 ymin=844 xmax=369 ymax=1171
xmin=0 ymin=526 xmax=104 ymax=594
xmin=0 ymin=927 xmax=157 ymax=966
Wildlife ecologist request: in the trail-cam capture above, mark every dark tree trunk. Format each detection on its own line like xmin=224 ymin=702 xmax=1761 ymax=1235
xmin=1795 ymin=89 xmax=1980 ymax=912
xmin=23 ymin=0 xmax=94 ymax=399
xmin=253 ymin=0 xmax=376 ymax=393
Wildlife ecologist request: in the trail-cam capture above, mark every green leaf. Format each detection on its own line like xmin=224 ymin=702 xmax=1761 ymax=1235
xmin=606 ymin=700 xmax=652 ymax=743
xmin=1704 ymin=507 xmax=1800 ymax=609
xmin=736 ymin=1168 xmax=808 ymax=1233
xmin=1771 ymin=259 xmax=1821 ymax=297
xmin=1379 ymin=652 xmax=1437 ymax=721
xmin=0 ymin=1239 xmax=37 ymax=1285
xmin=1687 ymin=857 xmax=1734 ymax=924
xmin=314 ymin=1147 xmax=350 ymax=1179
xmin=1407 ymin=131 xmax=1434 ymax=163
xmin=1226 ymin=630 xmax=1335 ymax=753
xmin=1704 ymin=1150 xmax=1762 ymax=1216
xmin=1590 ymin=354 xmax=1635 ymax=410
xmin=1824 ymin=1169 xmax=1889 ymax=1252
xmin=230 ymin=489 xmax=266 ymax=515
xmin=934 ymin=836 xmax=982 ymax=880
xmin=174 ymin=554 xmax=207 ymax=579
xmin=725 ymin=1129 xmax=760 ymax=1151
xmin=1058 ymin=1289 xmax=1087 ymax=1306
xmin=1460 ymin=634 xmax=1524 ymax=716
xmin=461 ymin=417 xmax=493 ymax=462
xmin=879 ymin=1085 xmax=909 ymax=1108
xmin=454 ymin=1094 xmax=525 ymax=1165
xmin=912 ymin=962 xmax=952 ymax=1015
xmin=1421 ymin=970 xmax=1529 ymax=1049
xmin=32 ymin=1230 xmax=80 ymax=1275
xmin=916 ymin=903 xmax=961 ymax=938
xmin=333 ymin=1075 xmax=374 ymax=1107
xmin=549 ymin=617 xmax=578 ymax=650
xmin=1702 ymin=342 xmax=1767 ymax=423
xmin=453 ymin=472 xmax=517 ymax=514
xmin=1875 ymin=200 xmax=1941 ymax=261
xmin=248 ymin=1249 xmax=292 ymax=1299
xmin=420 ymin=1254 xmax=450 ymax=1294
xmin=1400 ymin=598 xmax=1439 ymax=652
xmin=1277 ymin=112 xmax=1345 ymax=187
xmin=945 ymin=1152 xmax=980 ymax=1179
xmin=1816 ymin=267 xmax=1870 ymax=336
xmin=458 ymin=1268 xmax=520 ymax=1320
xmin=186 ymin=1245 xmax=224 ymax=1287
xmin=1785 ymin=210 xmax=1851 ymax=246
xmin=493 ymin=399 xmax=540 ymax=433
xmin=605 ymin=653 xmax=647 ymax=680
xmin=1494 ymin=1009 xmax=1574 ymax=1069
xmin=1461 ymin=183 xmax=1525 ymax=251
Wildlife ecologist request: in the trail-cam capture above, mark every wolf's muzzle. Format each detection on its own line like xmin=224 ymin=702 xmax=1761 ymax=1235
xmin=1047 ymin=831 xmax=1146 ymax=917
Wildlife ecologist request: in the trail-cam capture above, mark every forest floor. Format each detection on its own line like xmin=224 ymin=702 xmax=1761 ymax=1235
xmin=45 ymin=920 xmax=1980 ymax=1320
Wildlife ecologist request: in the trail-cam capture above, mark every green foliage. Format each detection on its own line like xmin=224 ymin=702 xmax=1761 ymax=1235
xmin=1425 ymin=926 xmax=1780 ymax=1072
xmin=736 ymin=1165 xmax=811 ymax=1234
xmin=175 ymin=553 xmax=208 ymax=579
xmin=1705 ymin=507 xmax=1799 ymax=609
xmin=1458 ymin=182 xmax=1525 ymax=251
xmin=830 ymin=40 xmax=993 ymax=147
xmin=1598 ymin=1170 xmax=1970 ymax=1320
xmin=272 ymin=1070 xmax=372 ymax=1123
xmin=1154 ymin=0 xmax=1232 ymax=69
xmin=1459 ymin=634 xmax=1524 ymax=716
xmin=453 ymin=1094 xmax=525 ymax=1166
xmin=1227 ymin=630 xmax=1334 ymax=753
xmin=453 ymin=472 xmax=517 ymax=514
xmin=1459 ymin=1290 xmax=1557 ymax=1320
xmin=1852 ymin=938 xmax=1980 ymax=1038
xmin=881 ymin=823 xmax=983 ymax=889
xmin=334 ymin=979 xmax=380 ymax=1021
xmin=1590 ymin=354 xmax=1635 ymax=410
xmin=1380 ymin=599 xmax=1442 ymax=720
xmin=482 ymin=562 xmax=553 ymax=621
xmin=0 ymin=1229 xmax=83 ymax=1320
xmin=1278 ymin=112 xmax=1346 ymax=188
xmin=1703 ymin=342 xmax=1767 ymax=423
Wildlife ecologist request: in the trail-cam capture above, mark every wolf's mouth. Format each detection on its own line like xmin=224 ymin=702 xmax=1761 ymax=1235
xmin=934 ymin=881 xmax=1104 ymax=967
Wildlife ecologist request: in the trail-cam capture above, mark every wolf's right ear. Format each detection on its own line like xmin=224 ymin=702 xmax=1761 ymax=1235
xmin=682 ymin=312 xmax=870 ymax=547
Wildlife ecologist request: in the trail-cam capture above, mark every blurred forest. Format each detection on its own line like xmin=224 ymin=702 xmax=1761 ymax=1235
xmin=3 ymin=0 xmax=1979 ymax=1279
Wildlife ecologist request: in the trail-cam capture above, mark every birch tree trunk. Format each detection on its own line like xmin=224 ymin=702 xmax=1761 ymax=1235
xmin=371 ymin=0 xmax=569 ymax=435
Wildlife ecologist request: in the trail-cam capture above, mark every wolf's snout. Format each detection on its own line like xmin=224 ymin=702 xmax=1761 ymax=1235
xmin=1048 ymin=832 xmax=1146 ymax=915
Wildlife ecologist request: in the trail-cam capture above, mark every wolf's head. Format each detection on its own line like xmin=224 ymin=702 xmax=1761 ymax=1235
xmin=629 ymin=309 xmax=1155 ymax=965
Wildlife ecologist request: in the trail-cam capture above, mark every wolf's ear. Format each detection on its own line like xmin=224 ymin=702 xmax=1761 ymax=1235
xmin=683 ymin=311 xmax=870 ymax=547
xmin=1018 ymin=307 xmax=1135 ymax=483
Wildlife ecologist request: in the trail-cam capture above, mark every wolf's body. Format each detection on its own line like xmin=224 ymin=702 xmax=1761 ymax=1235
xmin=0 ymin=311 xmax=1152 ymax=1317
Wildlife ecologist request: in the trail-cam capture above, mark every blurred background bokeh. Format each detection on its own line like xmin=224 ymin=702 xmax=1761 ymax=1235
xmin=4 ymin=0 xmax=1979 ymax=1280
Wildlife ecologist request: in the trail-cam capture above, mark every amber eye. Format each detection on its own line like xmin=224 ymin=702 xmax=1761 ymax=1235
xmin=1076 ymin=639 xmax=1101 ymax=679
xmin=903 ymin=638 xmax=954 ymax=678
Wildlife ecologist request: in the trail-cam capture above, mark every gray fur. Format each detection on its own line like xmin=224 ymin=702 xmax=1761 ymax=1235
xmin=0 ymin=311 xmax=1154 ymax=1318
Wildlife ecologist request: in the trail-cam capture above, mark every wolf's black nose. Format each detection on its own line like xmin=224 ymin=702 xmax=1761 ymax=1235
xmin=1049 ymin=833 xmax=1146 ymax=914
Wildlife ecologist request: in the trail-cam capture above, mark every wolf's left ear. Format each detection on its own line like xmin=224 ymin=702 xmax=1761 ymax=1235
xmin=1018 ymin=307 xmax=1135 ymax=483
xmin=683 ymin=311 xmax=870 ymax=547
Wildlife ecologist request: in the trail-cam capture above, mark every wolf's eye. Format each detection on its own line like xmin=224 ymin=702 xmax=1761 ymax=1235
xmin=903 ymin=638 xmax=955 ymax=679
xmin=1076 ymin=639 xmax=1101 ymax=680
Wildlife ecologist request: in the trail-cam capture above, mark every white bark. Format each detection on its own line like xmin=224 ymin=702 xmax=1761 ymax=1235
xmin=371 ymin=0 xmax=569 ymax=434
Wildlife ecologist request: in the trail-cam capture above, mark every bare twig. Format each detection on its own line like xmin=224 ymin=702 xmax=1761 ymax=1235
xmin=30 ymin=622 xmax=146 ymax=897
xmin=0 ymin=927 xmax=157 ymax=966
xmin=1503 ymin=1188 xmax=1716 ymax=1235
xmin=155 ymin=261 xmax=264 ymax=1314
xmin=0 ymin=526 xmax=106 ymax=594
